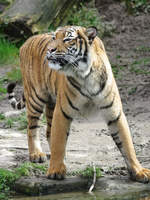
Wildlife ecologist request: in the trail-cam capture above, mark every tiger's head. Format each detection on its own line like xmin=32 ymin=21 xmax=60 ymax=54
xmin=46 ymin=26 xmax=97 ymax=78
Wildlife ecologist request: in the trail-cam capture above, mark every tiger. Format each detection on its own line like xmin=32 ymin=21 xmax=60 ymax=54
xmin=7 ymin=25 xmax=150 ymax=182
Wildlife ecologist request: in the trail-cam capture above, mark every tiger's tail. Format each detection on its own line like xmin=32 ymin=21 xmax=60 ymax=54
xmin=7 ymin=82 xmax=25 ymax=110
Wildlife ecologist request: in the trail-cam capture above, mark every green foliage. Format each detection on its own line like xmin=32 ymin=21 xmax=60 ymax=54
xmin=128 ymin=87 xmax=137 ymax=95
xmin=0 ymin=77 xmax=7 ymax=94
xmin=111 ymin=64 xmax=124 ymax=78
xmin=0 ymin=111 xmax=48 ymax=130
xmin=0 ymin=113 xmax=5 ymax=120
xmin=125 ymin=0 xmax=150 ymax=13
xmin=66 ymin=3 xmax=104 ymax=37
xmin=130 ymin=58 xmax=150 ymax=75
xmin=0 ymin=38 xmax=19 ymax=65
xmin=134 ymin=45 xmax=150 ymax=52
xmin=15 ymin=162 xmax=47 ymax=176
xmin=0 ymin=168 xmax=18 ymax=200
xmin=0 ymin=162 xmax=47 ymax=199
xmin=73 ymin=166 xmax=102 ymax=179
xmin=0 ymin=111 xmax=27 ymax=130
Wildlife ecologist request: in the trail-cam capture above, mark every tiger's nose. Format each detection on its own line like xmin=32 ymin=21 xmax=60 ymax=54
xmin=48 ymin=47 xmax=57 ymax=54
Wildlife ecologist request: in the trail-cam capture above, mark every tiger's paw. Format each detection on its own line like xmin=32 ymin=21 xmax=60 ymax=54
xmin=47 ymin=162 xmax=66 ymax=180
xmin=131 ymin=168 xmax=150 ymax=183
xmin=29 ymin=152 xmax=47 ymax=163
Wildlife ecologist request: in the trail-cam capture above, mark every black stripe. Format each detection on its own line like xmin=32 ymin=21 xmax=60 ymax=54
xmin=29 ymin=101 xmax=43 ymax=114
xmin=29 ymin=116 xmax=40 ymax=120
xmin=100 ymin=95 xmax=115 ymax=109
xmin=46 ymin=115 xmax=53 ymax=119
xmin=22 ymin=93 xmax=26 ymax=102
xmin=115 ymin=142 xmax=122 ymax=148
xmin=111 ymin=132 xmax=119 ymax=138
xmin=84 ymin=68 xmax=92 ymax=79
xmin=67 ymin=132 xmax=69 ymax=137
xmin=7 ymin=82 xmax=16 ymax=93
xmin=67 ymin=77 xmax=91 ymax=99
xmin=17 ymin=103 xmax=22 ymax=110
xmin=61 ymin=106 xmax=72 ymax=121
xmin=78 ymin=39 xmax=83 ymax=56
xmin=108 ymin=112 xmax=121 ymax=126
xmin=65 ymin=93 xmax=79 ymax=111
xmin=48 ymin=123 xmax=52 ymax=127
xmin=31 ymin=95 xmax=43 ymax=109
xmin=31 ymin=86 xmax=47 ymax=104
xmin=28 ymin=107 xmax=39 ymax=115
xmin=46 ymin=131 xmax=50 ymax=138
xmin=40 ymin=40 xmax=51 ymax=57
xmin=90 ymin=79 xmax=107 ymax=97
xmin=38 ymin=38 xmax=48 ymax=48
xmin=64 ymin=38 xmax=72 ymax=42
xmin=83 ymin=40 xmax=88 ymax=63
xmin=8 ymin=95 xmax=14 ymax=99
xmin=29 ymin=125 xmax=40 ymax=129
xmin=11 ymin=101 xmax=16 ymax=109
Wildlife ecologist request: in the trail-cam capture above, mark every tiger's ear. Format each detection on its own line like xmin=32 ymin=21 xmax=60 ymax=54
xmin=86 ymin=27 xmax=97 ymax=44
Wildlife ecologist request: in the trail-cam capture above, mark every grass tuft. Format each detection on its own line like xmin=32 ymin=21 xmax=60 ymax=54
xmin=0 ymin=39 xmax=19 ymax=65
xmin=0 ymin=162 xmax=48 ymax=199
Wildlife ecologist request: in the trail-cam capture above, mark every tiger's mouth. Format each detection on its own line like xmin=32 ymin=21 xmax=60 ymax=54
xmin=47 ymin=54 xmax=69 ymax=71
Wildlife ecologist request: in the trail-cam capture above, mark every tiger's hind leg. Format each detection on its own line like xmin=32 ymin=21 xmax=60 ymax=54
xmin=26 ymin=95 xmax=47 ymax=163
xmin=109 ymin=112 xmax=150 ymax=183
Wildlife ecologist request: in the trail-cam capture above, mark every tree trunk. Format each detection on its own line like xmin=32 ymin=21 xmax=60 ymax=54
xmin=0 ymin=0 xmax=79 ymax=41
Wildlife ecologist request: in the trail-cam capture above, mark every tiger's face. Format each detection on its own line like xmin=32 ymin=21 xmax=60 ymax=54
xmin=46 ymin=26 xmax=97 ymax=77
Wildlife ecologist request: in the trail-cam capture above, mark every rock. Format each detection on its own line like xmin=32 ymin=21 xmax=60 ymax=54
xmin=15 ymin=176 xmax=89 ymax=195
xmin=0 ymin=0 xmax=80 ymax=41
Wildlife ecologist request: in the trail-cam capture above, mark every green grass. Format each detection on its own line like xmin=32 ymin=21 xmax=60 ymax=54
xmin=0 ymin=162 xmax=47 ymax=199
xmin=0 ymin=168 xmax=18 ymax=200
xmin=70 ymin=166 xmax=102 ymax=179
xmin=0 ymin=111 xmax=47 ymax=131
xmin=130 ymin=58 xmax=150 ymax=75
xmin=128 ymin=87 xmax=137 ymax=95
xmin=0 ymin=77 xmax=7 ymax=94
xmin=134 ymin=45 xmax=150 ymax=52
xmin=0 ymin=111 xmax=27 ymax=130
xmin=0 ymin=38 xmax=19 ymax=65
xmin=111 ymin=64 xmax=125 ymax=78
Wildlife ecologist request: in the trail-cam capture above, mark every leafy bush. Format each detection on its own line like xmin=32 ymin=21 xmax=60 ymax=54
xmin=125 ymin=0 xmax=150 ymax=13
xmin=66 ymin=3 xmax=104 ymax=37
xmin=0 ymin=39 xmax=19 ymax=65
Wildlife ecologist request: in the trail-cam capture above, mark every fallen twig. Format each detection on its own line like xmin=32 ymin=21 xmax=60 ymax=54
xmin=88 ymin=162 xmax=96 ymax=193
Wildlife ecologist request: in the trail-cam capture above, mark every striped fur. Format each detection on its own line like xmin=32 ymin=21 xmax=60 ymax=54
xmin=7 ymin=26 xmax=150 ymax=182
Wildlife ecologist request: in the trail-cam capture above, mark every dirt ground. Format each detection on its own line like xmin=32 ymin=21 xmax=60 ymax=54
xmin=0 ymin=0 xmax=150 ymax=179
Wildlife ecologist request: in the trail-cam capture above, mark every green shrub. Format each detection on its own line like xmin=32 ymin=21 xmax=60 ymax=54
xmin=0 ymin=39 xmax=19 ymax=65
xmin=125 ymin=0 xmax=150 ymax=13
xmin=66 ymin=3 xmax=104 ymax=37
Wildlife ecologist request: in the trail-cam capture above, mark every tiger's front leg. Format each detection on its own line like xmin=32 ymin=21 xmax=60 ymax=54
xmin=105 ymin=84 xmax=150 ymax=183
xmin=47 ymin=100 xmax=72 ymax=180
